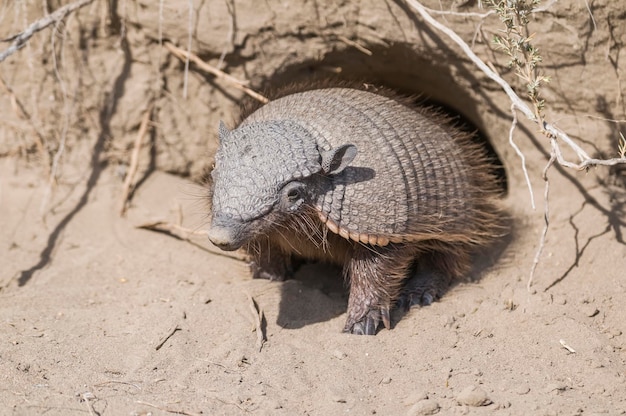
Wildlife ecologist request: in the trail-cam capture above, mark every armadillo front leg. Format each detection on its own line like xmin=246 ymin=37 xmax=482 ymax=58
xmin=247 ymin=239 xmax=294 ymax=281
xmin=343 ymin=245 xmax=417 ymax=335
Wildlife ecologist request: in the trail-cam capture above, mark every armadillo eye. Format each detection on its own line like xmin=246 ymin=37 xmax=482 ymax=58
xmin=287 ymin=188 xmax=301 ymax=202
xmin=282 ymin=181 xmax=306 ymax=207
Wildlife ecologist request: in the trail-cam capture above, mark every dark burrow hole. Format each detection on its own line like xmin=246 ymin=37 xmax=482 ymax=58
xmin=244 ymin=42 xmax=510 ymax=330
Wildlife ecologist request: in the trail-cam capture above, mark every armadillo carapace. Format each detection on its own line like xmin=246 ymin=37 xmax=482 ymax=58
xmin=207 ymin=87 xmax=503 ymax=335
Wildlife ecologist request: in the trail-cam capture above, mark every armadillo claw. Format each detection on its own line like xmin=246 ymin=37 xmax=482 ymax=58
xmin=397 ymin=270 xmax=448 ymax=311
xmin=344 ymin=307 xmax=391 ymax=335
xmin=381 ymin=306 xmax=391 ymax=330
xmin=345 ymin=314 xmax=378 ymax=335
xmin=397 ymin=287 xmax=438 ymax=311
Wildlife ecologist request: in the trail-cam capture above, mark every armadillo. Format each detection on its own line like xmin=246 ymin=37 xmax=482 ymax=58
xmin=207 ymin=86 xmax=503 ymax=335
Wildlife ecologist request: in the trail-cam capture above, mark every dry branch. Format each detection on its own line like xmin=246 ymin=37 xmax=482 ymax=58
xmin=337 ymin=35 xmax=373 ymax=56
xmin=508 ymin=105 xmax=535 ymax=209
xmin=155 ymin=324 xmax=181 ymax=350
xmin=246 ymin=292 xmax=266 ymax=352
xmin=0 ymin=0 xmax=95 ymax=63
xmin=164 ymin=41 xmax=268 ymax=103
xmin=405 ymin=0 xmax=626 ymax=170
xmin=528 ymin=149 xmax=556 ymax=289
xmin=559 ymin=338 xmax=576 ymax=353
xmin=135 ymin=400 xmax=202 ymax=416
xmin=137 ymin=220 xmax=208 ymax=239
xmin=136 ymin=220 xmax=248 ymax=261
xmin=119 ymin=102 xmax=154 ymax=216
xmin=406 ymin=0 xmax=626 ymax=288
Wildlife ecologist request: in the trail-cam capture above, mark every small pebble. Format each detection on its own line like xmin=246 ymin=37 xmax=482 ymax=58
xmin=456 ymin=385 xmax=491 ymax=407
xmin=607 ymin=329 xmax=622 ymax=339
xmin=332 ymin=350 xmax=347 ymax=360
xmin=268 ymin=400 xmax=282 ymax=410
xmin=503 ymin=299 xmax=517 ymax=311
xmin=494 ymin=401 xmax=511 ymax=410
xmin=329 ymin=387 xmax=347 ymax=403
xmin=407 ymin=400 xmax=440 ymax=416
xmin=583 ymin=305 xmax=599 ymax=317
xmin=381 ymin=377 xmax=392 ymax=384
xmin=443 ymin=316 xmax=456 ymax=328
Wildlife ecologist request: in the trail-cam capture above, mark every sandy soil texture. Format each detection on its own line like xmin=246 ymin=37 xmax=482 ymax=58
xmin=1 ymin=0 xmax=626 ymax=415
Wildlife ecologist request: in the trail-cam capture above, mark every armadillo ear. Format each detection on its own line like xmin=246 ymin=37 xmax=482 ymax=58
xmin=218 ymin=120 xmax=230 ymax=142
xmin=320 ymin=144 xmax=357 ymax=175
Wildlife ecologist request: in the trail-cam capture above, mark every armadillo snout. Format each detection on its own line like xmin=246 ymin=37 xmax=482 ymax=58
xmin=207 ymin=224 xmax=243 ymax=251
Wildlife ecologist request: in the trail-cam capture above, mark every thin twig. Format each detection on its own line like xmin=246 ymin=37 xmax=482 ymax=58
xmin=155 ymin=324 xmax=181 ymax=350
xmin=508 ymin=104 xmax=535 ymax=209
xmin=93 ymin=380 xmax=141 ymax=390
xmin=245 ymin=292 xmax=266 ymax=352
xmin=559 ymin=339 xmax=576 ymax=353
xmin=0 ymin=0 xmax=95 ymax=63
xmin=137 ymin=220 xmax=208 ymax=238
xmin=135 ymin=220 xmax=248 ymax=261
xmin=212 ymin=396 xmax=250 ymax=413
xmin=528 ymin=145 xmax=556 ymax=290
xmin=582 ymin=0 xmax=597 ymax=32
xmin=337 ymin=35 xmax=373 ymax=56
xmin=79 ymin=392 xmax=97 ymax=416
xmin=217 ymin=0 xmax=236 ymax=69
xmin=136 ymin=400 xmax=202 ymax=416
xmin=164 ymin=41 xmax=268 ymax=103
xmin=423 ymin=5 xmax=495 ymax=18
xmin=119 ymin=102 xmax=155 ymax=216
xmin=183 ymin=0 xmax=193 ymax=98
xmin=41 ymin=18 xmax=73 ymax=217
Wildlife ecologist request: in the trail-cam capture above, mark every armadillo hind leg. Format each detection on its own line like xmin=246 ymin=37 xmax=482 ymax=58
xmin=397 ymin=268 xmax=452 ymax=310
xmin=247 ymin=240 xmax=295 ymax=281
xmin=343 ymin=245 xmax=418 ymax=335
xmin=397 ymin=249 xmax=470 ymax=310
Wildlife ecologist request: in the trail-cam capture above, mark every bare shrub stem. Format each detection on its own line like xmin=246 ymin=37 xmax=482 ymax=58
xmin=405 ymin=0 xmax=626 ymax=170
xmin=118 ymin=102 xmax=155 ymax=216
xmin=183 ymin=0 xmax=194 ymax=99
xmin=0 ymin=0 xmax=95 ymax=63
xmin=41 ymin=18 xmax=73 ymax=217
xmin=528 ymin=147 xmax=556 ymax=289
xmin=405 ymin=0 xmax=626 ymax=288
xmin=165 ymin=42 xmax=268 ymax=103
xmin=509 ymin=104 xmax=535 ymax=209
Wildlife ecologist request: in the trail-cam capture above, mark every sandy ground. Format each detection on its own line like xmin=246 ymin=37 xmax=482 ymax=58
xmin=1 ymin=145 xmax=626 ymax=416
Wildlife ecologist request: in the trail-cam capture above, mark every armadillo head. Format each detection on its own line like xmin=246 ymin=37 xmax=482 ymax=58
xmin=207 ymin=120 xmax=357 ymax=251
